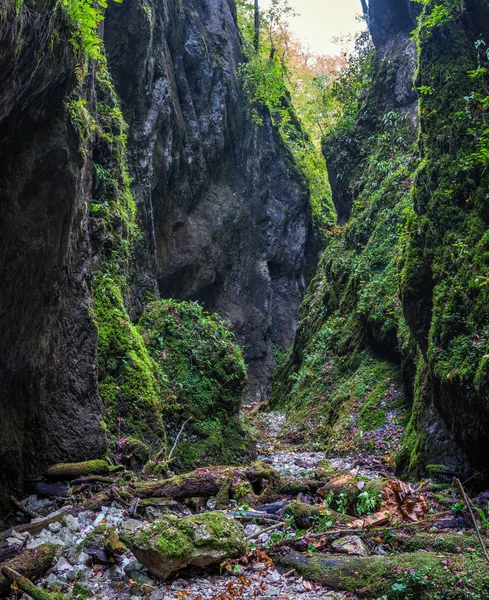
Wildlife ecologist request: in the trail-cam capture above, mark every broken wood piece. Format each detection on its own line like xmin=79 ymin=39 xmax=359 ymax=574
xmin=245 ymin=522 xmax=285 ymax=540
xmin=0 ymin=544 xmax=57 ymax=595
xmin=0 ymin=507 xmax=76 ymax=542
xmin=347 ymin=511 xmax=390 ymax=529
xmin=70 ymin=475 xmax=115 ymax=485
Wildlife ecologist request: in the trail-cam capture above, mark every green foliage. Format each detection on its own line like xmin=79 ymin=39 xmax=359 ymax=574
xmin=356 ymin=489 xmax=378 ymax=516
xmin=397 ymin=2 xmax=489 ymax=475
xmin=322 ymin=31 xmax=374 ymax=143
xmin=236 ymin=0 xmax=336 ymax=230
xmin=139 ymin=300 xmax=252 ymax=469
xmin=61 ymin=0 xmax=122 ymax=62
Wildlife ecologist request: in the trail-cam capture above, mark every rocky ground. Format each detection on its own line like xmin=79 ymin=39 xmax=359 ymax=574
xmin=1 ymin=411 xmax=488 ymax=600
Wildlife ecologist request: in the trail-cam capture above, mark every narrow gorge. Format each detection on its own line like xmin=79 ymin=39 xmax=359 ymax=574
xmin=1 ymin=0 xmax=489 ymax=598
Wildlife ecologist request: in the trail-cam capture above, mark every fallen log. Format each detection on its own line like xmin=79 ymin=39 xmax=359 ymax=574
xmin=279 ymin=550 xmax=489 ymax=598
xmin=229 ymin=510 xmax=283 ymax=522
xmin=0 ymin=544 xmax=57 ymax=596
xmin=84 ymin=462 xmax=281 ymax=511
xmin=46 ymin=459 xmax=110 ymax=480
xmin=1 ymin=567 xmax=53 ymax=599
xmin=0 ymin=541 xmax=22 ymax=564
xmin=253 ymin=501 xmax=290 ymax=514
xmin=0 ymin=508 xmax=75 ymax=542
xmin=36 ymin=482 xmax=69 ymax=499
xmin=395 ymin=532 xmax=488 ymax=554
xmin=284 ymin=501 xmax=354 ymax=529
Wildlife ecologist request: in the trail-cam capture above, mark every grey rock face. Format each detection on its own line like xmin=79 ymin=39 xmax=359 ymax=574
xmin=105 ymin=0 xmax=313 ymax=400
xmin=0 ymin=0 xmax=312 ymax=511
xmin=0 ymin=0 xmax=105 ymax=513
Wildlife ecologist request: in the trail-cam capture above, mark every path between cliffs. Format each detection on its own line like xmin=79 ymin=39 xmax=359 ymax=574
xmin=2 ymin=411 xmax=474 ymax=600
xmin=4 ymin=412 xmax=375 ymax=600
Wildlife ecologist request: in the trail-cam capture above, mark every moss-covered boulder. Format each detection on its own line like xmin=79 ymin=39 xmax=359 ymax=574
xmin=139 ymin=300 xmax=254 ymax=469
xmin=116 ymin=437 xmax=150 ymax=471
xmin=120 ymin=512 xmax=246 ymax=580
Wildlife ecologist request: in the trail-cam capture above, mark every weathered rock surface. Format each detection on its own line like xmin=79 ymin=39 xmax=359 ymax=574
xmin=105 ymin=0 xmax=314 ymax=400
xmin=330 ymin=535 xmax=368 ymax=557
xmin=0 ymin=0 xmax=313 ymax=511
xmin=120 ymin=512 xmax=246 ymax=580
xmin=0 ymin=0 xmax=105 ymax=513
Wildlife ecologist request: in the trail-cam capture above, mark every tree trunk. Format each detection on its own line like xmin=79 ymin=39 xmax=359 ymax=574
xmin=254 ymin=0 xmax=260 ymax=51
xmin=279 ymin=551 xmax=489 ymax=598
xmin=84 ymin=462 xmax=281 ymax=511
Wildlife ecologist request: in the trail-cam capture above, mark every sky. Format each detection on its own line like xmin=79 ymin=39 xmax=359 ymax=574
xmin=260 ymin=0 xmax=366 ymax=56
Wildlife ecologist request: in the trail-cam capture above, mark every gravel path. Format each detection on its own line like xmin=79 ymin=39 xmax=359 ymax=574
xmin=10 ymin=412 xmax=349 ymax=600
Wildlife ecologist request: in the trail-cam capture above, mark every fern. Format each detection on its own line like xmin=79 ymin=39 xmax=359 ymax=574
xmin=62 ymin=0 xmax=122 ymax=62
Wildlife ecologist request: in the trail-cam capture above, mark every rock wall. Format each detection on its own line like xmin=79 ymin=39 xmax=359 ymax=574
xmin=274 ymin=0 xmax=489 ymax=483
xmin=105 ymin=0 xmax=313 ymax=400
xmin=0 ymin=0 xmax=105 ymax=514
xmin=0 ymin=0 xmax=312 ymax=512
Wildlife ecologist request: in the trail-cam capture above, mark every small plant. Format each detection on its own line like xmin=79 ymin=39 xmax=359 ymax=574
xmin=356 ymin=490 xmax=378 ymax=516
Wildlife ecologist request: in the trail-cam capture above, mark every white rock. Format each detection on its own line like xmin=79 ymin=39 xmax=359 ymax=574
xmin=48 ymin=521 xmax=62 ymax=533
xmin=77 ymin=511 xmax=96 ymax=528
xmin=244 ymin=524 xmax=261 ymax=537
xmin=55 ymin=556 xmax=73 ymax=572
xmin=6 ymin=537 xmax=24 ymax=547
xmin=266 ymin=569 xmax=281 ymax=583
xmin=64 ymin=514 xmax=80 ymax=533
xmin=27 ymin=532 xmax=65 ymax=548
xmin=331 ymin=535 xmax=368 ymax=557
xmin=120 ymin=518 xmax=143 ymax=532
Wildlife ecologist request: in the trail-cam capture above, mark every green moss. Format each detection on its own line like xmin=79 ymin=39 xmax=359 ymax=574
xmin=139 ymin=300 xmax=253 ymax=468
xmin=271 ymin=62 xmax=413 ymax=459
xmin=67 ymin=57 xmax=168 ymax=453
xmin=121 ymin=512 xmax=246 ymax=560
xmin=398 ymin=533 xmax=485 ymax=555
xmin=280 ymin=551 xmax=489 ymax=599
xmin=46 ymin=460 xmax=109 ymax=479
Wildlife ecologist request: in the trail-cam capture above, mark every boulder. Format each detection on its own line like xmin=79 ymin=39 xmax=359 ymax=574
xmin=120 ymin=512 xmax=246 ymax=580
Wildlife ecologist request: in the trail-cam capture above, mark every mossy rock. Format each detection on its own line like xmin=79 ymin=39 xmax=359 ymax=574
xmin=116 ymin=437 xmax=150 ymax=470
xmin=120 ymin=512 xmax=246 ymax=580
xmin=139 ymin=300 xmax=254 ymax=468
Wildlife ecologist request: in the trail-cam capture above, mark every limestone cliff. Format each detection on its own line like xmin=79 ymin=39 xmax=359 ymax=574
xmin=274 ymin=0 xmax=489 ymax=483
xmin=0 ymin=0 xmax=313 ymax=512
xmin=104 ymin=0 xmax=313 ymax=401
